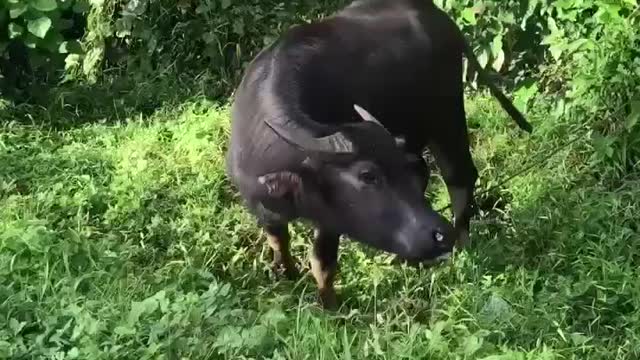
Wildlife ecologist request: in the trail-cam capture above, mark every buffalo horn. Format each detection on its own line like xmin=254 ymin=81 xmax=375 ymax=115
xmin=353 ymin=104 xmax=390 ymax=134
xmin=264 ymin=118 xmax=355 ymax=154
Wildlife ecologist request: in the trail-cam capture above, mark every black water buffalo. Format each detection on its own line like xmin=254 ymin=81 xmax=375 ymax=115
xmin=225 ymin=0 xmax=532 ymax=308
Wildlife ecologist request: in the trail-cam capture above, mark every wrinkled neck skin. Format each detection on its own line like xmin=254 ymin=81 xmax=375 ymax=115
xmin=290 ymin=168 xmax=345 ymax=234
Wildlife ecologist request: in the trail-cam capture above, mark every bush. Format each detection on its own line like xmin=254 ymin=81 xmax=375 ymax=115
xmin=0 ymin=0 xmax=90 ymax=96
xmin=3 ymin=0 xmax=640 ymax=168
xmin=90 ymin=0 xmax=348 ymax=94
xmin=535 ymin=0 xmax=640 ymax=181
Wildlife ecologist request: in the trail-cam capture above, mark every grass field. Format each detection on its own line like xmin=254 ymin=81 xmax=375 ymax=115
xmin=1 ymin=79 xmax=639 ymax=359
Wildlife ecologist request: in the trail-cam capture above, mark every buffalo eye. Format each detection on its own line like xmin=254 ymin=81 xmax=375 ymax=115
xmin=358 ymin=169 xmax=379 ymax=185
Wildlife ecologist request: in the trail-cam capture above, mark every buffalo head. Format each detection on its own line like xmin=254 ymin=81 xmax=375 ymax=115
xmin=258 ymin=104 xmax=455 ymax=262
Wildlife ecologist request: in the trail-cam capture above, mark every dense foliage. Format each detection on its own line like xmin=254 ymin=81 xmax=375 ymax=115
xmin=3 ymin=0 xmax=639 ymax=167
xmin=1 ymin=0 xmax=639 ymax=358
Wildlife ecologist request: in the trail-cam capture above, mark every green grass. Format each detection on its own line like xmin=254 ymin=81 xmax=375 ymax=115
xmin=1 ymin=83 xmax=639 ymax=359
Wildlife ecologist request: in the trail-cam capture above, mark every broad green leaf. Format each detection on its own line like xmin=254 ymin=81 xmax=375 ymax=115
xmin=549 ymin=44 xmax=563 ymax=61
xmin=540 ymin=34 xmax=554 ymax=46
xmin=214 ymin=326 xmax=244 ymax=349
xmin=195 ymin=3 xmax=209 ymax=14
xmin=597 ymin=3 xmax=622 ymax=23
xmin=123 ymin=0 xmax=146 ymax=15
xmin=463 ymin=335 xmax=483 ymax=356
xmin=9 ymin=318 xmax=26 ymax=335
xmin=202 ymin=31 xmax=217 ymax=44
xmin=461 ymin=7 xmax=476 ymax=25
xmin=73 ymin=1 xmax=91 ymax=13
xmin=113 ymin=325 xmax=136 ymax=336
xmin=114 ymin=16 xmax=133 ymax=37
xmin=552 ymin=98 xmax=565 ymax=119
xmin=8 ymin=22 xmax=24 ymax=39
xmin=490 ymin=35 xmax=503 ymax=58
xmin=477 ymin=48 xmax=489 ymax=69
xmin=566 ymin=38 xmax=589 ymax=54
xmin=127 ymin=296 xmax=159 ymax=325
xmin=472 ymin=3 xmax=486 ymax=16
xmin=479 ymin=294 xmax=514 ymax=323
xmin=260 ymin=308 xmax=286 ymax=327
xmin=59 ymin=40 xmax=82 ymax=54
xmin=29 ymin=0 xmax=58 ymax=12
xmin=27 ymin=16 xmax=52 ymax=38
xmin=9 ymin=3 xmax=28 ymax=18
xmin=570 ymin=333 xmax=591 ymax=346
xmin=513 ymin=82 xmax=538 ymax=113
xmin=547 ymin=17 xmax=560 ymax=35
xmin=554 ymin=0 xmax=574 ymax=10
xmin=479 ymin=354 xmax=526 ymax=360
xmin=66 ymin=347 xmax=79 ymax=359
xmin=492 ymin=49 xmax=505 ymax=72
xmin=41 ymin=31 xmax=63 ymax=52
xmin=499 ymin=10 xmax=515 ymax=25
xmin=22 ymin=33 xmax=39 ymax=48
xmin=221 ymin=0 xmax=232 ymax=9
xmin=626 ymin=101 xmax=640 ymax=130
xmin=242 ymin=326 xmax=268 ymax=349
xmin=593 ymin=134 xmax=615 ymax=158
xmin=233 ymin=19 xmax=244 ymax=36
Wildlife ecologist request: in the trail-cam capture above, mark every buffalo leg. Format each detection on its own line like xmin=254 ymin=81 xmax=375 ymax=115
xmin=310 ymin=228 xmax=340 ymax=309
xmin=428 ymin=98 xmax=478 ymax=248
xmin=264 ymin=223 xmax=299 ymax=279
xmin=412 ymin=153 xmax=431 ymax=195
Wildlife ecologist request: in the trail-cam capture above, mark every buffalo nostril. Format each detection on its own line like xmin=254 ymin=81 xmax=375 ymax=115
xmin=434 ymin=231 xmax=444 ymax=242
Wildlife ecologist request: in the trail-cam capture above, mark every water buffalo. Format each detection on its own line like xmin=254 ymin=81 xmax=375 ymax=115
xmin=225 ymin=0 xmax=531 ymax=309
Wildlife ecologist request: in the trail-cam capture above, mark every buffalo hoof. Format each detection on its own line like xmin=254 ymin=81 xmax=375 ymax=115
xmin=319 ymin=288 xmax=338 ymax=310
xmin=271 ymin=261 xmax=300 ymax=280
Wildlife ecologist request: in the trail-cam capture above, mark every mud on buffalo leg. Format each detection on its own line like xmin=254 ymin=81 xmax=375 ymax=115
xmin=310 ymin=228 xmax=340 ymax=309
xmin=428 ymin=96 xmax=479 ymax=248
xmin=263 ymin=223 xmax=299 ymax=279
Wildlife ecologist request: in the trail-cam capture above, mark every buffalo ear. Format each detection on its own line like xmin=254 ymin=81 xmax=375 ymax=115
xmin=258 ymin=171 xmax=303 ymax=197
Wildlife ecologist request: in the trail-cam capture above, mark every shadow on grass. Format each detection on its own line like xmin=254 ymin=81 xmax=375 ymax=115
xmin=2 ymin=67 xmax=233 ymax=130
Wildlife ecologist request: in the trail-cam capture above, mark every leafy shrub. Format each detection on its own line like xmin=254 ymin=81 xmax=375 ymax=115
xmin=94 ymin=0 xmax=553 ymax=94
xmin=79 ymin=0 xmax=348 ymax=96
xmin=440 ymin=0 xmax=639 ymax=182
xmin=434 ymin=0 xmax=549 ymax=86
xmin=0 ymin=0 xmax=91 ymax=95
xmin=535 ymin=0 xmax=640 ymax=181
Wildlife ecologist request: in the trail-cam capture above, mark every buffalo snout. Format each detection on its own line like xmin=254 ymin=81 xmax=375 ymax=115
xmin=391 ymin=211 xmax=455 ymax=263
